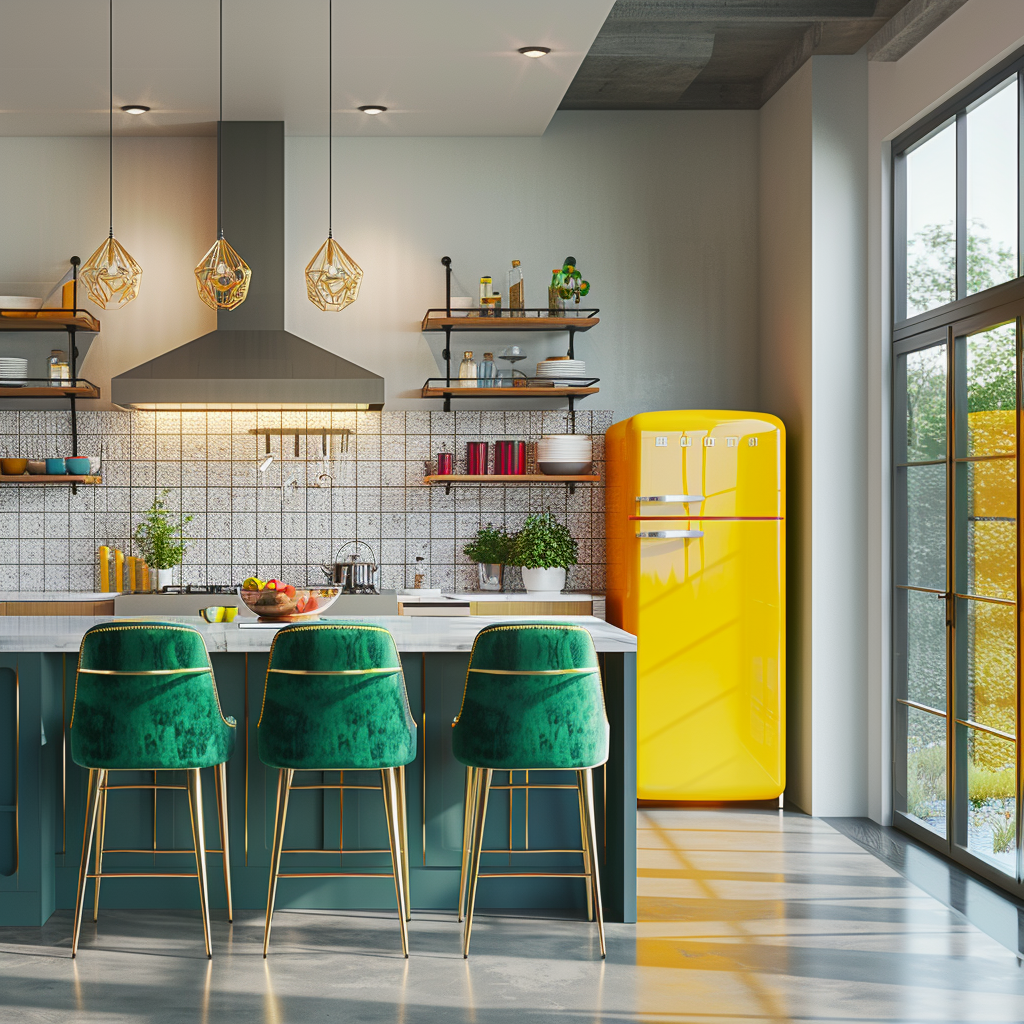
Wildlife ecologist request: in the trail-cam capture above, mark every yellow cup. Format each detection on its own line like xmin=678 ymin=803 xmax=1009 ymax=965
xmin=201 ymin=606 xmax=239 ymax=623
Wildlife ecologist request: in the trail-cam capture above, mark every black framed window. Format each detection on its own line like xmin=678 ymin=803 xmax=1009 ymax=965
xmin=894 ymin=52 xmax=1024 ymax=330
xmin=892 ymin=47 xmax=1024 ymax=898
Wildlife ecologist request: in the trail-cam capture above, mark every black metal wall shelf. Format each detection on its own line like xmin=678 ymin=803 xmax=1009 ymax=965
xmin=421 ymin=256 xmax=602 ymax=419
xmin=0 ymin=258 xmax=100 ymax=484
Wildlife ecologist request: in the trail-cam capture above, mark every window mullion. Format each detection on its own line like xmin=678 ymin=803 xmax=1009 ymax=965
xmin=957 ymin=111 xmax=967 ymax=300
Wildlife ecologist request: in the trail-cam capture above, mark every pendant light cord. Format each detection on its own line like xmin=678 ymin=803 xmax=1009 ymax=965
xmin=328 ymin=0 xmax=332 ymax=239
xmin=108 ymin=0 xmax=113 ymax=239
xmin=217 ymin=0 xmax=224 ymax=239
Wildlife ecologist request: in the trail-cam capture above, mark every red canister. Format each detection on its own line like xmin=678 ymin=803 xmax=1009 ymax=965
xmin=466 ymin=441 xmax=489 ymax=476
xmin=437 ymin=452 xmax=453 ymax=475
xmin=493 ymin=440 xmax=526 ymax=474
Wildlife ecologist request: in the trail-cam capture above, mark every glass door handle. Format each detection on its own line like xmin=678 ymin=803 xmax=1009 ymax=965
xmin=635 ymin=494 xmax=704 ymax=503
xmin=636 ymin=530 xmax=704 ymax=539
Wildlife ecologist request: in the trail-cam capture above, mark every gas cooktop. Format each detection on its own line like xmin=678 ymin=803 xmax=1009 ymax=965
xmin=158 ymin=584 xmax=238 ymax=595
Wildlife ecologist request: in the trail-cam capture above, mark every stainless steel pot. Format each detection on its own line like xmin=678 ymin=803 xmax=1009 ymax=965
xmin=321 ymin=541 xmax=379 ymax=594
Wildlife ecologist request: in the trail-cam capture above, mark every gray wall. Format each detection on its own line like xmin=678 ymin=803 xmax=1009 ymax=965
xmin=0 ymin=112 xmax=762 ymax=421
xmin=283 ymin=111 xmax=761 ymax=419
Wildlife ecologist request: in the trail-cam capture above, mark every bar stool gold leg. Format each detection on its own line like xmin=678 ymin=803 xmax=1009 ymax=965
xmin=462 ymin=767 xmax=492 ymax=959
xmin=214 ymin=762 xmax=233 ymax=922
xmin=72 ymin=768 xmax=105 ymax=958
xmin=186 ymin=768 xmax=213 ymax=959
xmin=576 ymin=773 xmax=594 ymax=922
xmin=579 ymin=768 xmax=605 ymax=958
xmin=381 ymin=767 xmax=410 ymax=957
xmin=263 ymin=768 xmax=293 ymax=958
xmin=397 ymin=764 xmax=411 ymax=921
xmin=458 ymin=765 xmax=475 ymax=921
xmin=92 ymin=781 xmax=108 ymax=922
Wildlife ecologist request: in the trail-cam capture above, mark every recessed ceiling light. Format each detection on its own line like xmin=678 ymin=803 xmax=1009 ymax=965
xmin=358 ymin=105 xmax=387 ymax=115
xmin=518 ymin=46 xmax=551 ymax=58
xmin=121 ymin=104 xmax=150 ymax=114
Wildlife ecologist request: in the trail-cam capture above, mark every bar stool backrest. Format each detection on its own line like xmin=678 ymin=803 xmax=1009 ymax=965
xmin=71 ymin=621 xmax=236 ymax=770
xmin=257 ymin=622 xmax=416 ymax=770
xmin=452 ymin=622 xmax=609 ymax=770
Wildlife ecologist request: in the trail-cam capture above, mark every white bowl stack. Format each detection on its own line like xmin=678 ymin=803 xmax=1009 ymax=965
xmin=535 ymin=358 xmax=585 ymax=387
xmin=0 ymin=357 xmax=29 ymax=387
xmin=537 ymin=434 xmax=593 ymax=475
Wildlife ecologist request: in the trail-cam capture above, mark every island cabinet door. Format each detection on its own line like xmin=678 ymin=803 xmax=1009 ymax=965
xmin=236 ymin=652 xmax=425 ymax=910
xmin=421 ymin=652 xmax=608 ymax=909
xmin=0 ymin=654 xmax=62 ymax=927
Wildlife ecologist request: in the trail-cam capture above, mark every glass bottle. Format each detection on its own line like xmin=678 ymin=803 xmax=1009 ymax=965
xmin=508 ymin=260 xmax=524 ymax=316
xmin=479 ymin=276 xmax=492 ymax=311
xmin=49 ymin=349 xmax=66 ymax=385
xmin=479 ymin=352 xmax=495 ymax=388
xmin=459 ymin=350 xmax=477 ymax=388
xmin=548 ymin=269 xmax=565 ymax=315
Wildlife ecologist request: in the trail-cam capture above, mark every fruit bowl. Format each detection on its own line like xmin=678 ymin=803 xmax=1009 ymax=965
xmin=238 ymin=586 xmax=343 ymax=622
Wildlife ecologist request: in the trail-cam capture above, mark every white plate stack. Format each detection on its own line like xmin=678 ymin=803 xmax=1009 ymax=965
xmin=535 ymin=359 xmax=585 ymax=387
xmin=0 ymin=357 xmax=29 ymax=387
xmin=537 ymin=434 xmax=593 ymax=475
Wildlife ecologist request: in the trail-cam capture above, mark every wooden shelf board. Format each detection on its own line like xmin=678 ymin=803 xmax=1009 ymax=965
xmin=421 ymin=315 xmax=598 ymax=332
xmin=422 ymin=386 xmax=598 ymax=399
xmin=0 ymin=475 xmax=102 ymax=484
xmin=0 ymin=310 xmax=100 ymax=332
xmin=0 ymin=385 xmax=101 ymax=399
xmin=424 ymin=474 xmax=599 ymax=484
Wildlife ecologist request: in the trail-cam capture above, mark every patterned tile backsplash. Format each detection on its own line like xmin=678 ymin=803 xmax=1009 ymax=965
xmin=0 ymin=408 xmax=610 ymax=594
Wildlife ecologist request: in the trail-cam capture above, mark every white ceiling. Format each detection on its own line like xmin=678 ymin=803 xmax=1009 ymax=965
xmin=1 ymin=0 xmax=614 ymax=137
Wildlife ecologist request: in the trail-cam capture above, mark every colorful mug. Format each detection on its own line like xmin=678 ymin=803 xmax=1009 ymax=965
xmin=200 ymin=606 xmax=238 ymax=623
xmin=45 ymin=458 xmax=65 ymax=474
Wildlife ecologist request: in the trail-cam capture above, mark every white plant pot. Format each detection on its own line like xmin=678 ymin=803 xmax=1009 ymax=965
xmin=156 ymin=567 xmax=174 ymax=592
xmin=520 ymin=566 xmax=566 ymax=595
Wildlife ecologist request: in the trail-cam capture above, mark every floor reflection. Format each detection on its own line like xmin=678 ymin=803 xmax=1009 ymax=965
xmin=1 ymin=812 xmax=1024 ymax=1022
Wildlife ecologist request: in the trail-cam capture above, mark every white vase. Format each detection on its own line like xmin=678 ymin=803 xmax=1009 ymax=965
xmin=521 ymin=566 xmax=566 ymax=594
xmin=156 ymin=567 xmax=174 ymax=592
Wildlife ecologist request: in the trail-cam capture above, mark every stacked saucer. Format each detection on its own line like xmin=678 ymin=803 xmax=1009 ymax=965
xmin=0 ymin=357 xmax=28 ymax=387
xmin=535 ymin=358 xmax=585 ymax=387
xmin=537 ymin=434 xmax=593 ymax=475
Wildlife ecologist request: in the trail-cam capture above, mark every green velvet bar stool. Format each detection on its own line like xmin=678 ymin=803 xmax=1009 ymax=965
xmin=70 ymin=621 xmax=236 ymax=959
xmin=257 ymin=622 xmax=417 ymax=958
xmin=453 ymin=622 xmax=610 ymax=959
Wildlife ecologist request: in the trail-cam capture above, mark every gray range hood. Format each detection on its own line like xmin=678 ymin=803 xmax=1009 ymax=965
xmin=112 ymin=121 xmax=383 ymax=410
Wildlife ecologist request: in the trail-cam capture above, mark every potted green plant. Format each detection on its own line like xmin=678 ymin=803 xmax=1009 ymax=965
xmin=134 ymin=489 xmax=194 ymax=591
xmin=463 ymin=523 xmax=512 ymax=592
xmin=507 ymin=512 xmax=578 ymax=594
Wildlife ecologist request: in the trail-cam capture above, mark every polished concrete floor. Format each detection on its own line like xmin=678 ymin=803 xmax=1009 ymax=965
xmin=2 ymin=808 xmax=1024 ymax=1022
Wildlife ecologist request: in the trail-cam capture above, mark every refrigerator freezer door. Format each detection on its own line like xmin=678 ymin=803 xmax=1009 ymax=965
xmin=638 ymin=414 xmax=783 ymax=519
xmin=635 ymin=519 xmax=784 ymax=800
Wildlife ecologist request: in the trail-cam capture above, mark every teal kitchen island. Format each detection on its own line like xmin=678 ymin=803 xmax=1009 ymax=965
xmin=0 ymin=615 xmax=637 ymax=926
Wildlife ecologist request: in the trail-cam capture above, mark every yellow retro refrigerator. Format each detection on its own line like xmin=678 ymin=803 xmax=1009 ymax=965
xmin=605 ymin=411 xmax=785 ymax=801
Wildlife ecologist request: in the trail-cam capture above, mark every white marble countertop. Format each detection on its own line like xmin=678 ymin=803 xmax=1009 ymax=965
xmin=450 ymin=591 xmax=598 ymax=602
xmin=0 ymin=592 xmax=121 ymax=601
xmin=0 ymin=614 xmax=637 ymax=654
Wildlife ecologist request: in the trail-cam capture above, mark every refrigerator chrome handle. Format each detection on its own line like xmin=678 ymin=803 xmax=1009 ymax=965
xmin=636 ymin=530 xmax=704 ymax=539
xmin=635 ymin=494 xmax=704 ymax=503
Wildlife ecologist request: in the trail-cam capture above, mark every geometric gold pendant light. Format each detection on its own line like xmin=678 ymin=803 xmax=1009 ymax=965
xmin=81 ymin=0 xmax=142 ymax=309
xmin=305 ymin=0 xmax=362 ymax=312
xmin=194 ymin=0 xmax=250 ymax=311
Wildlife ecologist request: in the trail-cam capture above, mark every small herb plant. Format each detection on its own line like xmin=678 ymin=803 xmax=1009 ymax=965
xmin=463 ymin=524 xmax=512 ymax=564
xmin=507 ymin=512 xmax=578 ymax=569
xmin=134 ymin=489 xmax=194 ymax=570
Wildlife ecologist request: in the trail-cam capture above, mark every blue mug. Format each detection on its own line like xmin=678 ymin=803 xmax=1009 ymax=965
xmin=66 ymin=457 xmax=91 ymax=475
xmin=45 ymin=458 xmax=66 ymax=474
